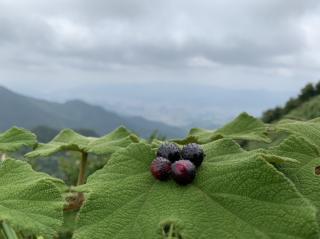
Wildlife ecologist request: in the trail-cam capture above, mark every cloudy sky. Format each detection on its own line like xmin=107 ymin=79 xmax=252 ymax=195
xmin=0 ymin=0 xmax=319 ymax=126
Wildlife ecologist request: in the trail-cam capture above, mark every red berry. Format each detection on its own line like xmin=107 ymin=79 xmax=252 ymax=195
xmin=171 ymin=160 xmax=196 ymax=185
xmin=150 ymin=157 xmax=172 ymax=181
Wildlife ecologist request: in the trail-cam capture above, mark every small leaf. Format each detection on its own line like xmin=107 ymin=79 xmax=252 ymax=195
xmin=0 ymin=159 xmax=64 ymax=238
xmin=175 ymin=113 xmax=271 ymax=145
xmin=87 ymin=127 xmax=139 ymax=155
xmin=26 ymin=127 xmax=139 ymax=158
xmin=0 ymin=127 xmax=36 ymax=152
xmin=73 ymin=142 xmax=319 ymax=239
xmin=25 ymin=129 xmax=93 ymax=158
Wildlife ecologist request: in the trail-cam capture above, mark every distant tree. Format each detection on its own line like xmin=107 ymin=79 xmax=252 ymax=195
xmin=262 ymin=107 xmax=284 ymax=123
xmin=262 ymin=81 xmax=320 ymax=123
xmin=283 ymin=98 xmax=300 ymax=114
xmin=315 ymin=81 xmax=320 ymax=94
xmin=298 ymin=83 xmax=316 ymax=101
xmin=262 ymin=109 xmax=277 ymax=123
xmin=273 ymin=107 xmax=283 ymax=120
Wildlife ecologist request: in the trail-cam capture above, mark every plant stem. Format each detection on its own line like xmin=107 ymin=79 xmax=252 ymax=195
xmin=1 ymin=154 xmax=6 ymax=162
xmin=77 ymin=152 xmax=88 ymax=186
xmin=1 ymin=222 xmax=18 ymax=239
xmin=167 ymin=224 xmax=174 ymax=239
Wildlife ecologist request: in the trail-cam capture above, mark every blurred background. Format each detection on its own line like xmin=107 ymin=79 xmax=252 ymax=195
xmin=0 ymin=0 xmax=319 ymax=139
xmin=1 ymin=2 xmax=320 ymax=238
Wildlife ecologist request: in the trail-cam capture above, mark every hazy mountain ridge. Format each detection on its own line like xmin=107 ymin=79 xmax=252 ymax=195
xmin=0 ymin=86 xmax=186 ymax=138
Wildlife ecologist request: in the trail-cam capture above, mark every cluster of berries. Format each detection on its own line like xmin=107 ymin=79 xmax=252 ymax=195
xmin=150 ymin=143 xmax=205 ymax=185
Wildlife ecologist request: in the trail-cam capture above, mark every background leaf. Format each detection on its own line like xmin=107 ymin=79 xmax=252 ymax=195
xmin=25 ymin=129 xmax=93 ymax=158
xmin=175 ymin=113 xmax=271 ymax=145
xmin=26 ymin=127 xmax=139 ymax=158
xmin=0 ymin=159 xmax=64 ymax=238
xmin=87 ymin=127 xmax=139 ymax=155
xmin=0 ymin=127 xmax=36 ymax=152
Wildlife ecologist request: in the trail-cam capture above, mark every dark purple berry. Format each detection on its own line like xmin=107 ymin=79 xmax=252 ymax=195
xmin=150 ymin=157 xmax=172 ymax=181
xmin=157 ymin=143 xmax=181 ymax=162
xmin=171 ymin=160 xmax=196 ymax=185
xmin=181 ymin=143 xmax=205 ymax=167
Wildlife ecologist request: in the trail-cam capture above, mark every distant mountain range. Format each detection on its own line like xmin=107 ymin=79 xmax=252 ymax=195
xmin=0 ymin=86 xmax=186 ymax=138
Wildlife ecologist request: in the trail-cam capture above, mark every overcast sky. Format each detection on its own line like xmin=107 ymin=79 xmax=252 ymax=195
xmin=0 ymin=0 xmax=319 ymax=125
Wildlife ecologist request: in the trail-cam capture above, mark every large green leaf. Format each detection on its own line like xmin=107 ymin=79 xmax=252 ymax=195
xmin=87 ymin=127 xmax=139 ymax=155
xmin=26 ymin=127 xmax=139 ymax=158
xmin=176 ymin=113 xmax=271 ymax=144
xmin=0 ymin=159 xmax=64 ymax=238
xmin=73 ymin=142 xmax=318 ymax=239
xmin=266 ymin=136 xmax=320 ymax=222
xmin=0 ymin=127 xmax=36 ymax=152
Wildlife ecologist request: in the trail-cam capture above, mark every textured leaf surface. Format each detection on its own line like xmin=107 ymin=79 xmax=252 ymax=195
xmin=87 ymin=127 xmax=139 ymax=155
xmin=203 ymin=139 xmax=296 ymax=164
xmin=0 ymin=159 xmax=64 ymax=238
xmin=176 ymin=113 xmax=270 ymax=144
xmin=267 ymin=136 xmax=320 ymax=222
xmin=276 ymin=120 xmax=320 ymax=148
xmin=0 ymin=127 xmax=36 ymax=152
xmin=26 ymin=127 xmax=138 ymax=158
xmin=73 ymin=142 xmax=318 ymax=239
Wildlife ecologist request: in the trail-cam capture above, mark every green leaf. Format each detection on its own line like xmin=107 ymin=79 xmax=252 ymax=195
xmin=0 ymin=127 xmax=36 ymax=153
xmin=0 ymin=159 xmax=64 ymax=238
xmin=275 ymin=120 xmax=320 ymax=148
xmin=176 ymin=113 xmax=271 ymax=145
xmin=203 ymin=139 xmax=296 ymax=164
xmin=26 ymin=127 xmax=139 ymax=158
xmin=266 ymin=136 xmax=320 ymax=222
xmin=25 ymin=129 xmax=93 ymax=158
xmin=213 ymin=112 xmax=271 ymax=142
xmin=73 ymin=142 xmax=319 ymax=239
xmin=87 ymin=127 xmax=139 ymax=155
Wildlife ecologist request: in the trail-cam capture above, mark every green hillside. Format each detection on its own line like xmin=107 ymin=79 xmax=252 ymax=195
xmin=285 ymin=94 xmax=320 ymax=120
xmin=262 ymin=81 xmax=320 ymax=122
xmin=0 ymin=86 xmax=185 ymax=138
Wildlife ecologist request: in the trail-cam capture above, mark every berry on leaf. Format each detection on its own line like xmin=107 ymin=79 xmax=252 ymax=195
xmin=150 ymin=157 xmax=172 ymax=181
xmin=181 ymin=143 xmax=205 ymax=167
xmin=157 ymin=143 xmax=181 ymax=162
xmin=171 ymin=160 xmax=196 ymax=185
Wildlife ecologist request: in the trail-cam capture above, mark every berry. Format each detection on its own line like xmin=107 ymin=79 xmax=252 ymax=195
xmin=171 ymin=160 xmax=196 ymax=185
xmin=150 ymin=157 xmax=172 ymax=181
xmin=157 ymin=143 xmax=181 ymax=162
xmin=181 ymin=143 xmax=205 ymax=167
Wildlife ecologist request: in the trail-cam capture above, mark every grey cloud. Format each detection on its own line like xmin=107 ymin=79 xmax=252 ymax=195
xmin=1 ymin=0 xmax=320 ymax=126
xmin=0 ymin=0 xmax=319 ymax=82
